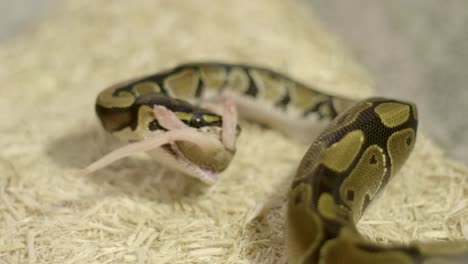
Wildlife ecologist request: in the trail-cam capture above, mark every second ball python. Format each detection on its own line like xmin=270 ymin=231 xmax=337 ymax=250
xmin=82 ymin=63 xmax=468 ymax=263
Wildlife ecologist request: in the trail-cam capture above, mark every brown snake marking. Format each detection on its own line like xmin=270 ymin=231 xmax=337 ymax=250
xmin=87 ymin=63 xmax=468 ymax=263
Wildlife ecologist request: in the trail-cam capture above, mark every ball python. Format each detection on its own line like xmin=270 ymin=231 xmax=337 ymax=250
xmin=82 ymin=63 xmax=468 ymax=263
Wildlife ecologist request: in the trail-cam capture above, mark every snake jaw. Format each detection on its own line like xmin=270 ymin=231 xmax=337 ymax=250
xmin=146 ymin=143 xmax=221 ymax=184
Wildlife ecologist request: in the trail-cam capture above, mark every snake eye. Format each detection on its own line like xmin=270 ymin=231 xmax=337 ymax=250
xmin=190 ymin=114 xmax=205 ymax=128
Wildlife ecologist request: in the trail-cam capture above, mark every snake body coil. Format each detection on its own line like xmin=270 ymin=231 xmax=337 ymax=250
xmin=88 ymin=63 xmax=468 ymax=263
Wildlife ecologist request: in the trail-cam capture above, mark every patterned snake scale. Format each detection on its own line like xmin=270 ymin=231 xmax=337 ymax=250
xmin=84 ymin=63 xmax=468 ymax=263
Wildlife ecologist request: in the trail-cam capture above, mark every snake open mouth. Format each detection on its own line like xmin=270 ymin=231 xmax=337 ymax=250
xmin=148 ymin=143 xmax=220 ymax=184
xmin=82 ymin=98 xmax=238 ymax=184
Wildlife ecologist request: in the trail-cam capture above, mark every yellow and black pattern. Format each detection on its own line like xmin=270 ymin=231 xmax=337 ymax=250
xmin=287 ymin=98 xmax=468 ymax=263
xmin=95 ymin=63 xmax=353 ymax=141
xmin=93 ymin=63 xmax=468 ymax=264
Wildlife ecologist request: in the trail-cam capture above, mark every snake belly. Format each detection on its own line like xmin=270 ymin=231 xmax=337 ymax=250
xmin=93 ymin=63 xmax=468 ymax=264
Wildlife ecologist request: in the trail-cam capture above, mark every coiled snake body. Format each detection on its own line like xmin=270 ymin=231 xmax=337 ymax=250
xmin=82 ymin=63 xmax=468 ymax=263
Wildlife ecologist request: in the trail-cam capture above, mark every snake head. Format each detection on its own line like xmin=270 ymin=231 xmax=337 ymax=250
xmin=82 ymin=107 xmax=240 ymax=184
xmin=85 ymin=94 xmax=240 ymax=184
xmin=141 ymin=96 xmax=240 ymax=183
xmin=144 ymin=103 xmax=240 ymax=184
